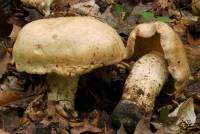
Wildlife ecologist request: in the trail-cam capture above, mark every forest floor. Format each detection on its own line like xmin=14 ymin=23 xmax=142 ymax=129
xmin=0 ymin=0 xmax=200 ymax=134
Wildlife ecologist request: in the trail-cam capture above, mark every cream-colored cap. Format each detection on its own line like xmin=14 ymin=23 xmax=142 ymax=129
xmin=13 ymin=17 xmax=126 ymax=76
xmin=127 ymin=21 xmax=190 ymax=95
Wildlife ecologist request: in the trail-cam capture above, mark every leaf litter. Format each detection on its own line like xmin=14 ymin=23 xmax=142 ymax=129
xmin=0 ymin=0 xmax=200 ymax=134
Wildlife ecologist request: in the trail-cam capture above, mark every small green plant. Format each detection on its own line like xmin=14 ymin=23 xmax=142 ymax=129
xmin=156 ymin=16 xmax=172 ymax=23
xmin=114 ymin=4 xmax=123 ymax=16
xmin=140 ymin=11 xmax=154 ymax=18
xmin=139 ymin=10 xmax=172 ymax=23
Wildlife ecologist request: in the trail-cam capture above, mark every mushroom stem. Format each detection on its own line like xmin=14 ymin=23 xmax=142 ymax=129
xmin=122 ymin=52 xmax=169 ymax=112
xmin=112 ymin=52 xmax=169 ymax=133
xmin=47 ymin=74 xmax=79 ymax=110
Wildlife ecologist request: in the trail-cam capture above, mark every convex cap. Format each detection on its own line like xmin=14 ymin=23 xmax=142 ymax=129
xmin=13 ymin=17 xmax=127 ymax=76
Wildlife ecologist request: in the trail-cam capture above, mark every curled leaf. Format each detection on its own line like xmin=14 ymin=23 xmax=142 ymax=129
xmin=168 ymin=98 xmax=196 ymax=127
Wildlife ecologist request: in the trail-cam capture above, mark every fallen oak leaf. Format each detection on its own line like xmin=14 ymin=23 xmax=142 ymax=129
xmin=70 ymin=124 xmax=102 ymax=134
xmin=0 ymin=91 xmax=22 ymax=106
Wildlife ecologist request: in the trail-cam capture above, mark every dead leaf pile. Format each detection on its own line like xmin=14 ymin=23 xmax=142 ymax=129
xmin=0 ymin=0 xmax=200 ymax=134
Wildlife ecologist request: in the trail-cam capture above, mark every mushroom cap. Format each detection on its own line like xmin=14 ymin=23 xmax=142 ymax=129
xmin=127 ymin=21 xmax=190 ymax=95
xmin=13 ymin=17 xmax=126 ymax=76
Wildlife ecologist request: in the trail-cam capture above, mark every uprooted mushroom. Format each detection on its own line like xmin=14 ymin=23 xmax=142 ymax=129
xmin=112 ymin=21 xmax=191 ymax=133
xmin=13 ymin=16 xmax=130 ymax=117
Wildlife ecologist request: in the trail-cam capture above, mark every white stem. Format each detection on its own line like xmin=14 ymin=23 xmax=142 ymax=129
xmin=46 ymin=74 xmax=79 ymax=110
xmin=122 ymin=52 xmax=169 ymax=112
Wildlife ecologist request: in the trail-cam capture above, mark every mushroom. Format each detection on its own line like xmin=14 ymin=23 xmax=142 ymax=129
xmin=13 ymin=17 xmax=129 ymax=116
xmin=112 ymin=21 xmax=190 ymax=133
xmin=21 ymin=0 xmax=54 ymax=16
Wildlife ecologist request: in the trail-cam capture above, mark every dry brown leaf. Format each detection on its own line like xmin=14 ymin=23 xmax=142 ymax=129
xmin=9 ymin=24 xmax=21 ymax=43
xmin=0 ymin=91 xmax=22 ymax=106
xmin=153 ymin=0 xmax=180 ymax=18
xmin=187 ymin=18 xmax=200 ymax=46
xmin=0 ymin=129 xmax=10 ymax=134
xmin=184 ymin=45 xmax=200 ymax=72
xmin=0 ymin=107 xmax=22 ymax=132
xmin=172 ymin=17 xmax=189 ymax=37
xmin=70 ymin=124 xmax=102 ymax=134
xmin=24 ymin=95 xmax=46 ymax=122
xmin=70 ymin=0 xmax=100 ymax=16
xmin=185 ymin=80 xmax=200 ymax=98
xmin=0 ymin=52 xmax=11 ymax=77
xmin=187 ymin=32 xmax=200 ymax=46
xmin=0 ymin=25 xmax=20 ymax=78
xmin=154 ymin=0 xmax=174 ymax=9
xmin=67 ymin=0 xmax=83 ymax=5
xmin=69 ymin=111 xmax=112 ymax=134
xmin=117 ymin=124 xmax=127 ymax=134
xmin=168 ymin=98 xmax=196 ymax=127
xmin=134 ymin=118 xmax=153 ymax=134
xmin=98 ymin=5 xmax=118 ymax=27
xmin=149 ymin=98 xmax=196 ymax=134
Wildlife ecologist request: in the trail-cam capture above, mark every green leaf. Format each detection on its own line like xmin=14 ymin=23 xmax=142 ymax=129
xmin=139 ymin=11 xmax=154 ymax=18
xmin=114 ymin=4 xmax=123 ymax=15
xmin=156 ymin=16 xmax=172 ymax=23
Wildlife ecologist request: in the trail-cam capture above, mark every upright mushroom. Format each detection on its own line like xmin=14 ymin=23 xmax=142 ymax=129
xmin=112 ymin=21 xmax=190 ymax=133
xmin=13 ymin=17 xmax=128 ymax=115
